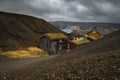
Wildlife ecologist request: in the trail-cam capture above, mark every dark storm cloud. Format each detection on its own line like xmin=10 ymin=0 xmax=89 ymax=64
xmin=63 ymin=0 xmax=120 ymax=22
xmin=0 ymin=0 xmax=120 ymax=22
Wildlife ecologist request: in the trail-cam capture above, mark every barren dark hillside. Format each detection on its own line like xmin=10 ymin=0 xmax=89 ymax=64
xmin=72 ymin=30 xmax=120 ymax=54
xmin=0 ymin=30 xmax=119 ymax=80
xmin=0 ymin=12 xmax=62 ymax=51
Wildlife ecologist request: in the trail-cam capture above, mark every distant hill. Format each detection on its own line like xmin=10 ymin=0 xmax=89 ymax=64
xmin=0 ymin=12 xmax=62 ymax=51
xmin=50 ymin=21 xmax=120 ymax=34
xmin=50 ymin=21 xmax=120 ymax=29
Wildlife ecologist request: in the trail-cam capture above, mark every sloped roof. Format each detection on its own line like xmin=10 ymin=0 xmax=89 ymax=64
xmin=87 ymin=31 xmax=103 ymax=40
xmin=72 ymin=39 xmax=90 ymax=45
xmin=45 ymin=33 xmax=68 ymax=40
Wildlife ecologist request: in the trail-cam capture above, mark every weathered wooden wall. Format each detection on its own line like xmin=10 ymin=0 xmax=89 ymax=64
xmin=40 ymin=37 xmax=51 ymax=54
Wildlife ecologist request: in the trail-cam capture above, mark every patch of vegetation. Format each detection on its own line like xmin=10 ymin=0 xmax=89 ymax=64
xmin=0 ymin=47 xmax=48 ymax=58
xmin=47 ymin=33 xmax=68 ymax=39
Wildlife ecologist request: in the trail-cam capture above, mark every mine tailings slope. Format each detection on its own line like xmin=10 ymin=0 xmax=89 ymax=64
xmin=0 ymin=30 xmax=120 ymax=80
xmin=71 ymin=30 xmax=120 ymax=55
xmin=0 ymin=11 xmax=62 ymax=51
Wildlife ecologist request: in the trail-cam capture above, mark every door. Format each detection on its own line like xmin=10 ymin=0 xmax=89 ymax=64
xmin=40 ymin=38 xmax=51 ymax=54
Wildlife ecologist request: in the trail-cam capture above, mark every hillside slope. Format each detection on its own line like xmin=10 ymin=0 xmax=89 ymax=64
xmin=0 ymin=12 xmax=62 ymax=51
xmin=0 ymin=30 xmax=119 ymax=80
xmin=71 ymin=30 xmax=120 ymax=55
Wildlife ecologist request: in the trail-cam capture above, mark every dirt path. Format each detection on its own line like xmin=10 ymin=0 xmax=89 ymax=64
xmin=0 ymin=55 xmax=57 ymax=74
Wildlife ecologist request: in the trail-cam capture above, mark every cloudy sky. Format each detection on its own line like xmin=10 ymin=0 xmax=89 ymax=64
xmin=0 ymin=0 xmax=120 ymax=22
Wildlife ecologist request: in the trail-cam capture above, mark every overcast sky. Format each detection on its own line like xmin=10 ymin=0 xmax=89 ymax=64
xmin=0 ymin=0 xmax=120 ymax=22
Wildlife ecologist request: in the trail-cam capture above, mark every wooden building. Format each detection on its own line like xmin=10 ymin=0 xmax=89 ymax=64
xmin=87 ymin=30 xmax=103 ymax=41
xmin=40 ymin=33 xmax=69 ymax=54
xmin=69 ymin=42 xmax=78 ymax=49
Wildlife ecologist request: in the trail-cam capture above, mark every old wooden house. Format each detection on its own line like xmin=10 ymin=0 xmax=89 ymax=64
xmin=40 ymin=33 xmax=69 ymax=54
xmin=87 ymin=30 xmax=103 ymax=41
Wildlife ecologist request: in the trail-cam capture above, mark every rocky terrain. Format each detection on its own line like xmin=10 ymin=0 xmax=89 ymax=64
xmin=0 ymin=30 xmax=119 ymax=80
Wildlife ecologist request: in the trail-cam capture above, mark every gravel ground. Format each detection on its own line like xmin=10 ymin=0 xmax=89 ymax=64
xmin=0 ymin=55 xmax=57 ymax=74
xmin=0 ymin=30 xmax=120 ymax=80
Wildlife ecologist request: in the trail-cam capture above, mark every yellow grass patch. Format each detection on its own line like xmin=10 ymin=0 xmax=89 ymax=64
xmin=72 ymin=39 xmax=90 ymax=45
xmin=46 ymin=33 xmax=68 ymax=40
xmin=0 ymin=47 xmax=48 ymax=58
xmin=27 ymin=47 xmax=45 ymax=54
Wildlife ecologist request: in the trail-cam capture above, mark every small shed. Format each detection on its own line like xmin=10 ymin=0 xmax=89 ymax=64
xmin=40 ymin=33 xmax=69 ymax=54
xmin=87 ymin=30 xmax=103 ymax=41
